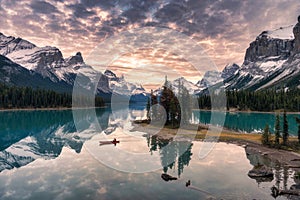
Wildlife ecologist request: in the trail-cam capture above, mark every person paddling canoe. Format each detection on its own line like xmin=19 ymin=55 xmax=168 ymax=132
xmin=99 ymin=138 xmax=120 ymax=146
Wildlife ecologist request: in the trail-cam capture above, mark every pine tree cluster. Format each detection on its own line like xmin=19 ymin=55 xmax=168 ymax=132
xmin=0 ymin=84 xmax=104 ymax=109
xmin=197 ymin=89 xmax=300 ymax=112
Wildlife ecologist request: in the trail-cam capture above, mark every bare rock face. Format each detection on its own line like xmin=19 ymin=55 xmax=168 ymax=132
xmin=221 ymin=63 xmax=240 ymax=79
xmin=293 ymin=16 xmax=300 ymax=54
xmin=66 ymin=52 xmax=84 ymax=66
xmin=35 ymin=48 xmax=64 ymax=68
xmin=33 ymin=47 xmax=65 ymax=80
xmin=244 ymin=33 xmax=294 ymax=63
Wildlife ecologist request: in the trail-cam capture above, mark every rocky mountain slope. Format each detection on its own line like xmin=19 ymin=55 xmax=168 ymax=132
xmin=0 ymin=55 xmax=71 ymax=92
xmin=194 ymin=63 xmax=240 ymax=94
xmin=153 ymin=64 xmax=239 ymax=96
xmin=0 ymin=33 xmax=147 ymax=100
xmin=165 ymin=21 xmax=300 ymax=94
xmin=224 ymin=20 xmax=300 ymax=90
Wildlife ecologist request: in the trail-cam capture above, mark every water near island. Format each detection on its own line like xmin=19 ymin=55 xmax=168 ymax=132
xmin=0 ymin=106 xmax=299 ymax=199
xmin=192 ymin=110 xmax=300 ymax=135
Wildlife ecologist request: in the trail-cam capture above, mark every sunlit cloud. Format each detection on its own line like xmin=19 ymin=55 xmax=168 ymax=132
xmin=0 ymin=0 xmax=299 ymax=85
xmin=102 ymin=52 xmax=202 ymax=90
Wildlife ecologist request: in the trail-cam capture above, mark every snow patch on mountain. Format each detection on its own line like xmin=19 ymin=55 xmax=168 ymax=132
xmin=259 ymin=59 xmax=286 ymax=73
xmin=221 ymin=63 xmax=240 ymax=79
xmin=0 ymin=33 xmax=36 ymax=56
xmin=263 ymin=25 xmax=294 ymax=40
xmin=197 ymin=71 xmax=222 ymax=89
xmin=6 ymin=46 xmax=64 ymax=71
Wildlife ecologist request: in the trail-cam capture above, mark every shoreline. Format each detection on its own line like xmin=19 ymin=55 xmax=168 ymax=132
xmin=194 ymin=109 xmax=300 ymax=115
xmin=1 ymin=107 xmax=299 ymax=114
xmin=132 ymin=122 xmax=300 ymax=169
xmin=0 ymin=106 xmax=107 ymax=112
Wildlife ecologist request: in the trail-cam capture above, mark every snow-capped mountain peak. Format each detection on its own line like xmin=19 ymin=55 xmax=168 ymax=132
xmin=0 ymin=32 xmax=36 ymax=56
xmin=260 ymin=25 xmax=294 ymax=40
xmin=0 ymin=33 xmax=157 ymax=100
xmin=132 ymin=85 xmax=147 ymax=96
xmin=5 ymin=46 xmax=64 ymax=71
xmin=223 ymin=18 xmax=300 ymax=90
xmin=104 ymin=70 xmax=118 ymax=80
xmin=221 ymin=63 xmax=240 ymax=79
xmin=65 ymin=52 xmax=84 ymax=66
xmin=171 ymin=77 xmax=199 ymax=94
xmin=196 ymin=70 xmax=222 ymax=88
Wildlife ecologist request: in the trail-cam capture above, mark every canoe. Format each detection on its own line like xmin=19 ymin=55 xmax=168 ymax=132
xmin=99 ymin=140 xmax=120 ymax=145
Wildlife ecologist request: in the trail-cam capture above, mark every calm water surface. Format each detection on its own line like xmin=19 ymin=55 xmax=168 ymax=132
xmin=0 ymin=106 xmax=299 ymax=199
xmin=192 ymin=110 xmax=300 ymax=135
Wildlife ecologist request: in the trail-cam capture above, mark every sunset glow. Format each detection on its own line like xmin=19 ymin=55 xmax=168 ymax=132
xmin=0 ymin=0 xmax=299 ymax=86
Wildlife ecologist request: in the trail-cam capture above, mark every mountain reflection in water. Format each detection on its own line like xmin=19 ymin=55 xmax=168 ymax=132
xmin=0 ymin=106 xmax=299 ymax=200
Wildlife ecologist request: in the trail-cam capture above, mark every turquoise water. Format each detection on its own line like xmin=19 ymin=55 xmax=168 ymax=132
xmin=192 ymin=110 xmax=300 ymax=135
xmin=0 ymin=107 xmax=298 ymax=199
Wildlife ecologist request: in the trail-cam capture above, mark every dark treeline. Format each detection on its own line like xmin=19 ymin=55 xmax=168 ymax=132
xmin=0 ymin=84 xmax=105 ymax=109
xmin=197 ymin=88 xmax=300 ymax=112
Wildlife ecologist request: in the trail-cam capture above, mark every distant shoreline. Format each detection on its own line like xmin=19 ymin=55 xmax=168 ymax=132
xmin=194 ymin=109 xmax=300 ymax=115
xmin=0 ymin=106 xmax=107 ymax=112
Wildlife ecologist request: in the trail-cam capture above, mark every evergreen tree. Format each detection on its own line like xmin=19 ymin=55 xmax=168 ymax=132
xmin=160 ymin=85 xmax=170 ymax=123
xmin=146 ymin=97 xmax=151 ymax=120
xmin=262 ymin=124 xmax=270 ymax=145
xmin=298 ymin=123 xmax=300 ymax=143
xmin=296 ymin=117 xmax=300 ymax=144
xmin=274 ymin=114 xmax=281 ymax=146
xmin=149 ymin=77 xmax=192 ymax=127
xmin=180 ymin=86 xmax=191 ymax=125
xmin=0 ymin=83 xmax=105 ymax=109
xmin=150 ymin=90 xmax=159 ymax=122
xmin=282 ymin=110 xmax=289 ymax=145
xmin=197 ymin=88 xmax=300 ymax=112
xmin=170 ymin=98 xmax=177 ymax=128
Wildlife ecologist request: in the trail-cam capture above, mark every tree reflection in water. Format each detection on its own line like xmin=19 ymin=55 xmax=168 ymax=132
xmin=146 ymin=134 xmax=193 ymax=177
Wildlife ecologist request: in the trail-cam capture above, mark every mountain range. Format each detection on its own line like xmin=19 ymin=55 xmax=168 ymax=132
xmin=1 ymin=18 xmax=300 ymax=99
xmin=223 ymin=24 xmax=300 ymax=91
xmin=0 ymin=33 xmax=147 ymax=101
xmin=170 ymin=19 xmax=300 ymax=94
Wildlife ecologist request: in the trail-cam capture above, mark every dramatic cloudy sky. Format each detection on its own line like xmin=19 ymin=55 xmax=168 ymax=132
xmin=1 ymin=0 xmax=300 ymax=86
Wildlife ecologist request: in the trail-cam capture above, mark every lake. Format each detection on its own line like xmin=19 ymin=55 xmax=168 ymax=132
xmin=192 ymin=110 xmax=300 ymax=135
xmin=0 ymin=106 xmax=299 ymax=199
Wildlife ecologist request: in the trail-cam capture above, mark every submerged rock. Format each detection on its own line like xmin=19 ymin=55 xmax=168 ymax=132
xmin=271 ymin=184 xmax=300 ymax=198
xmin=248 ymin=165 xmax=274 ymax=183
xmin=291 ymin=184 xmax=300 ymax=190
xmin=161 ymin=173 xmax=177 ymax=182
xmin=248 ymin=165 xmax=274 ymax=178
